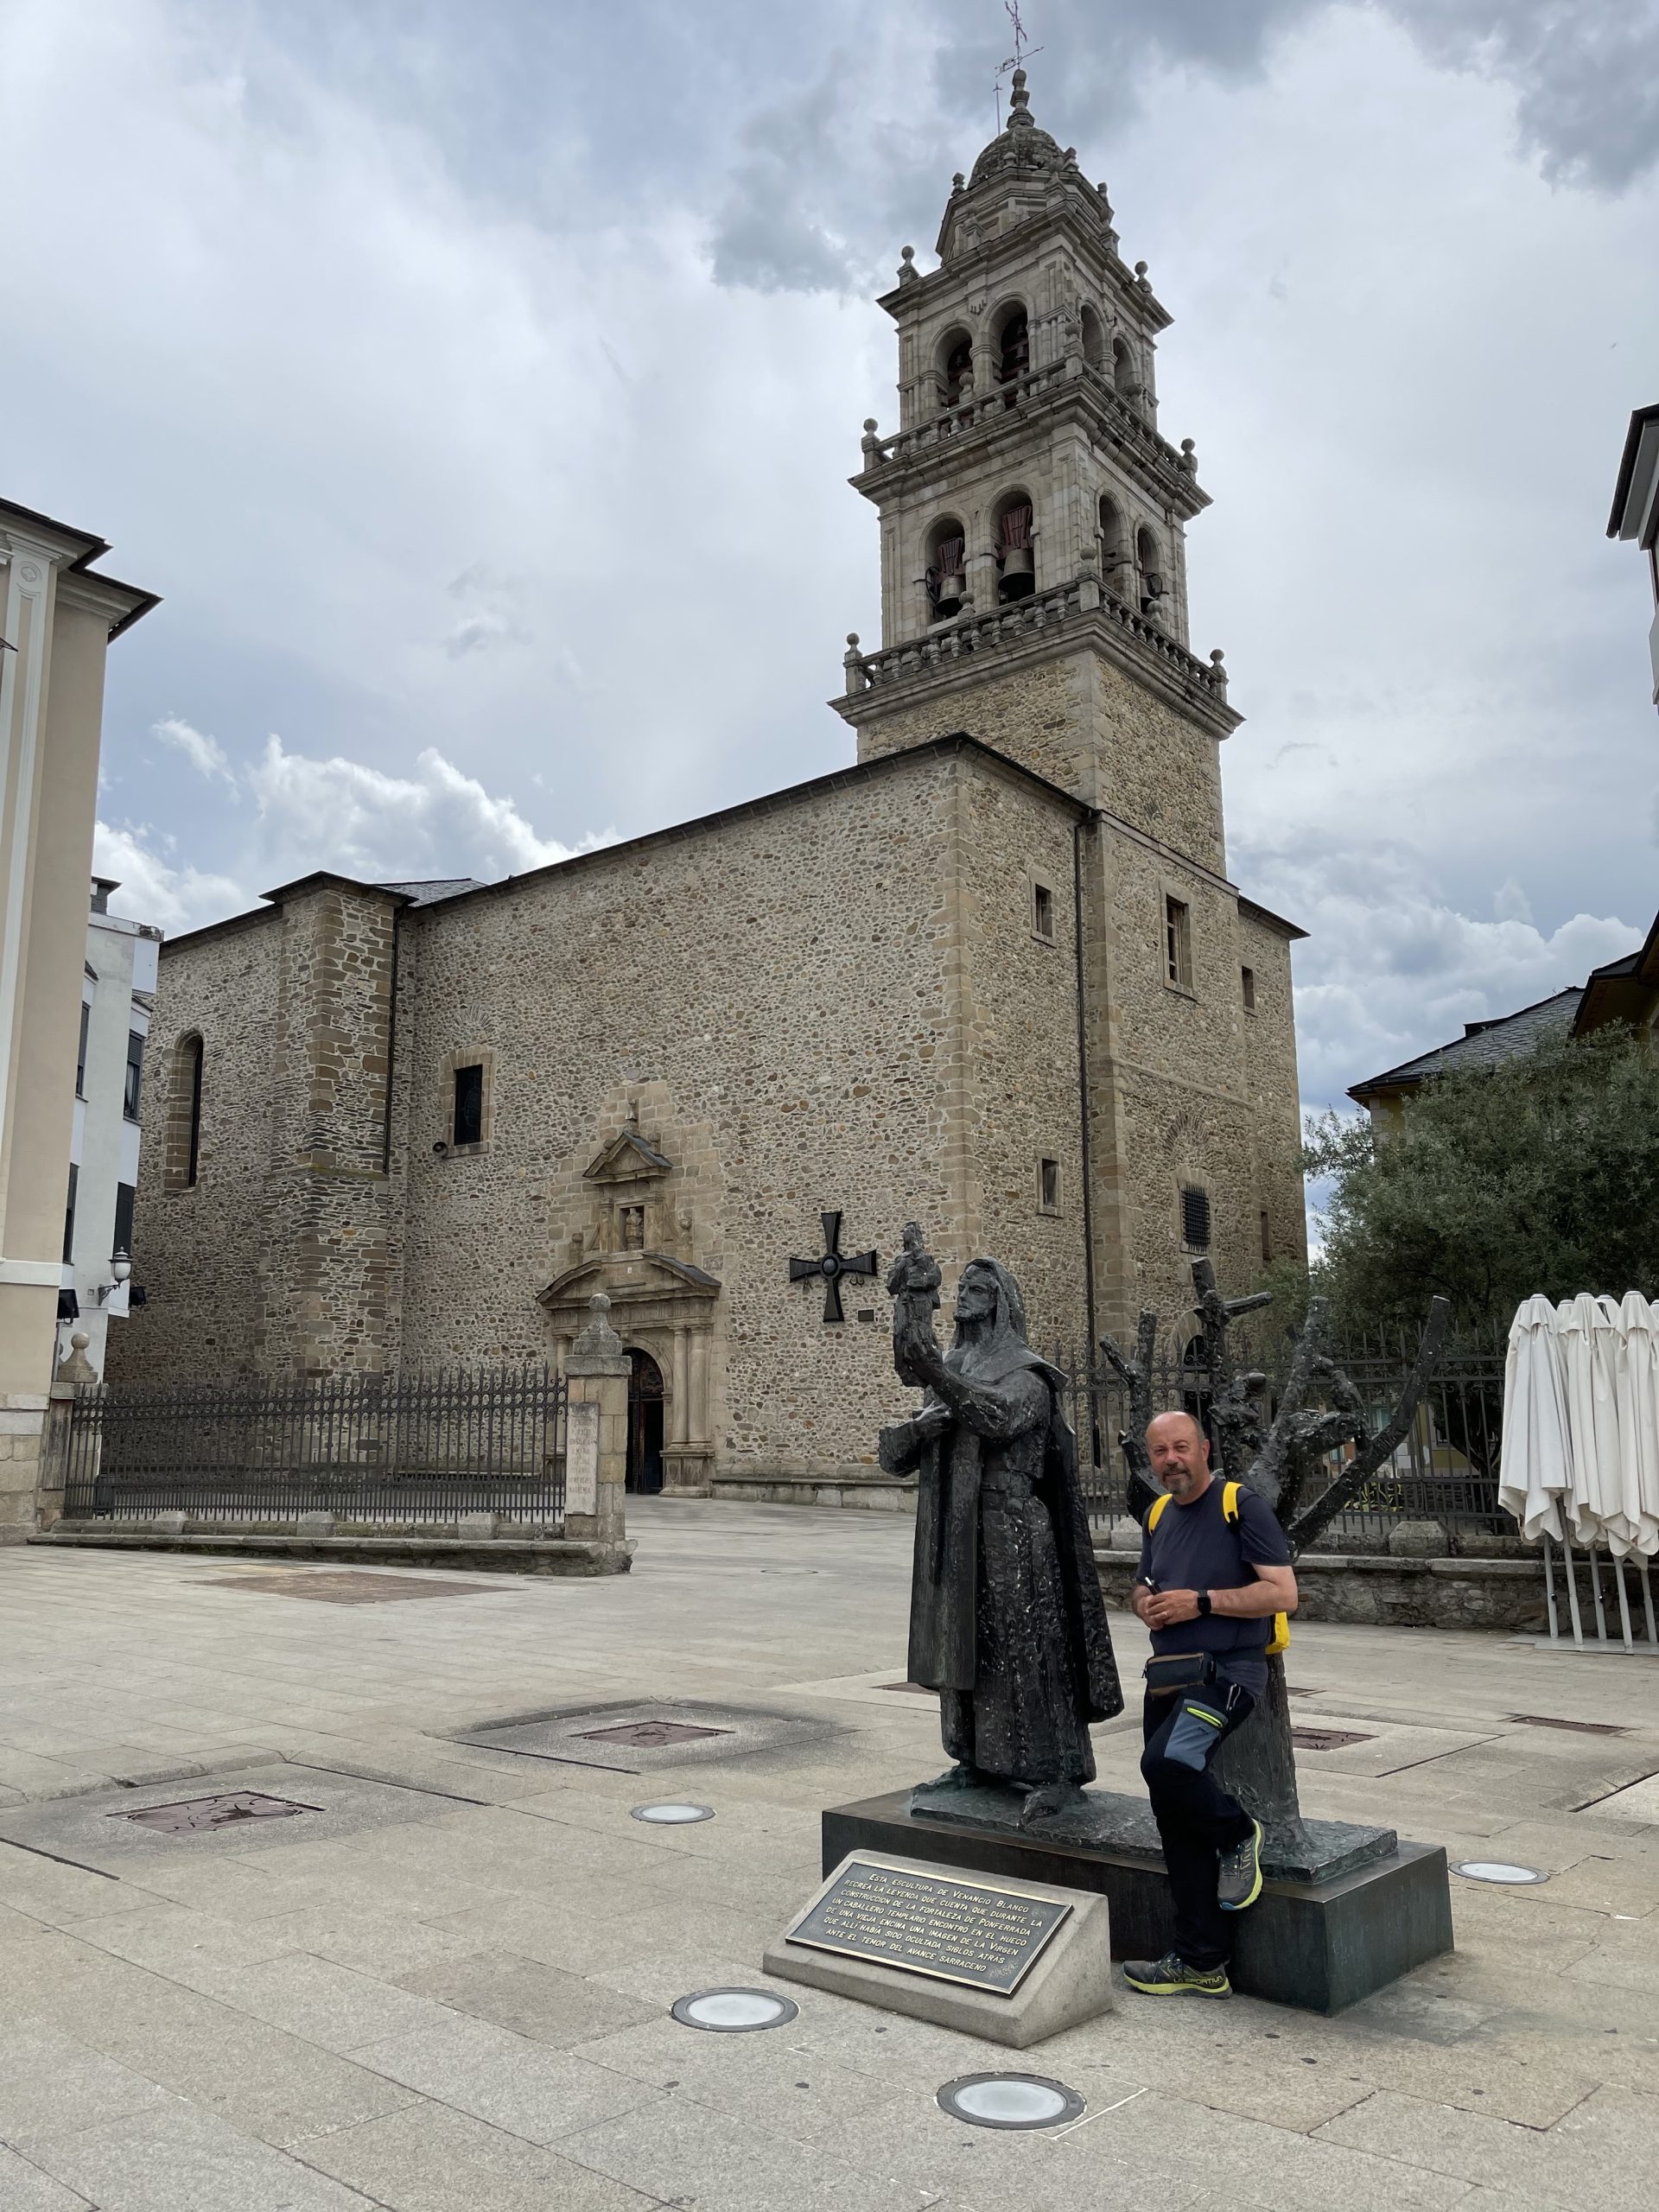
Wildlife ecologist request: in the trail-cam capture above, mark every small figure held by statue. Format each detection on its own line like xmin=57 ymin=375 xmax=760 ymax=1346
xmin=879 ymin=1230 xmax=1122 ymax=1825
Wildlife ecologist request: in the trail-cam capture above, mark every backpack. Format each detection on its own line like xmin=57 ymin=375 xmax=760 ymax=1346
xmin=1145 ymin=1479 xmax=1291 ymax=1656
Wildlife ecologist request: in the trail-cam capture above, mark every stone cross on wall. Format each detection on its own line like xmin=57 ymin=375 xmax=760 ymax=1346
xmin=789 ymin=1212 xmax=878 ymax=1325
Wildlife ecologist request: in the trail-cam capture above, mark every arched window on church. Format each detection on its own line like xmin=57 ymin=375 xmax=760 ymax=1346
xmin=925 ymin=517 xmax=968 ymax=620
xmin=1079 ymin=305 xmax=1105 ymax=372
xmin=1097 ymin=494 xmax=1126 ymax=593
xmin=994 ymin=493 xmax=1035 ymax=603
xmin=1136 ymin=524 xmax=1165 ymax=621
xmin=1113 ymin=334 xmax=1138 ymax=402
xmin=937 ymin=329 xmax=973 ymax=415
xmin=995 ymin=304 xmax=1029 ymax=401
xmin=167 ymin=1032 xmax=204 ymax=1192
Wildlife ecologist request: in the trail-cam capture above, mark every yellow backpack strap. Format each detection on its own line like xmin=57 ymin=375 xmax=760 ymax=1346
xmin=1147 ymin=1492 xmax=1171 ymax=1531
xmin=1222 ymin=1481 xmax=1291 ymax=1653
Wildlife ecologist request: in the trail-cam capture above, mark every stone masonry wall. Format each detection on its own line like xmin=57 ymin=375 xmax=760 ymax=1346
xmin=257 ymin=884 xmax=403 ymax=1375
xmin=393 ymin=745 xmax=1085 ymax=1478
xmin=105 ymin=914 xmax=279 ymax=1382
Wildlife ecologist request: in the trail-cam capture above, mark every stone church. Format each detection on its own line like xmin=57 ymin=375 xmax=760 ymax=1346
xmin=112 ymin=73 xmax=1307 ymax=1501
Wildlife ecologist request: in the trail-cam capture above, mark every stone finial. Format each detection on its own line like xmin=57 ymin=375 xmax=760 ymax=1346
xmin=898 ymin=245 xmax=918 ymax=284
xmin=1208 ymin=648 xmax=1229 ymax=697
xmin=573 ymin=1292 xmax=625 ymax=1361
xmin=1007 ymin=67 xmax=1033 ymax=128
xmin=54 ymin=1331 xmax=97 ymax=1386
xmin=842 ymin=632 xmax=868 ymax=695
xmin=951 ymin=171 xmax=965 ymax=192
xmin=1135 ymin=260 xmax=1151 ymax=289
xmin=1180 ymin=438 xmax=1198 ymax=473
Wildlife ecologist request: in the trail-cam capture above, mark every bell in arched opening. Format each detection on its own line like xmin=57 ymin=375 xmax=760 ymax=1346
xmin=926 ymin=521 xmax=968 ymax=620
xmin=995 ymin=502 xmax=1034 ymax=602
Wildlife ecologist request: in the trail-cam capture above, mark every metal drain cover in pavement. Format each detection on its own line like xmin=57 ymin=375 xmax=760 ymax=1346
xmin=117 ymin=1791 xmax=320 ymax=1833
xmin=575 ymin=1721 xmax=732 ymax=1748
xmin=1292 ymin=1727 xmax=1376 ymax=1751
xmin=456 ymin=1699 xmax=840 ymax=1773
xmin=1510 ymin=1713 xmax=1629 ymax=1737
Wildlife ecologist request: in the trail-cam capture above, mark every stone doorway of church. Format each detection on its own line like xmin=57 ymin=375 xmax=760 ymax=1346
xmin=626 ymin=1349 xmax=665 ymax=1495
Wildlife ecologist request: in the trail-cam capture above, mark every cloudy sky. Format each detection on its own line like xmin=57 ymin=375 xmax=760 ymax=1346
xmin=7 ymin=0 xmax=1657 ymax=1114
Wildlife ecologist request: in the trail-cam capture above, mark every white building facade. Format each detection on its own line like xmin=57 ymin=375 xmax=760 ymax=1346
xmin=58 ymin=879 xmax=162 ymax=1377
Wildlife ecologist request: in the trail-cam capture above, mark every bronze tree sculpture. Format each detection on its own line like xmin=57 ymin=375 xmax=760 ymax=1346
xmin=1101 ymin=1262 xmax=1450 ymax=1866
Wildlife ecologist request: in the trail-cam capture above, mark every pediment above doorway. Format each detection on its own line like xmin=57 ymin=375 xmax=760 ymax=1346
xmin=537 ymin=1251 xmax=721 ymax=1327
xmin=583 ymin=1129 xmax=673 ymax=1184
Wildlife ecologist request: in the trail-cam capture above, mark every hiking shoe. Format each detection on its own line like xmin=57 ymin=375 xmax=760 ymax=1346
xmin=1218 ymin=1819 xmax=1263 ymax=1912
xmin=1123 ymin=1952 xmax=1231 ymax=1998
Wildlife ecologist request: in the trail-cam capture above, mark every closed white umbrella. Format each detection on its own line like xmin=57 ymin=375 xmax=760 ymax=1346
xmin=1500 ymin=1295 xmax=1572 ymax=1543
xmin=1615 ymin=1293 xmax=1659 ymax=1560
xmin=1557 ymin=1294 xmax=1626 ymax=1550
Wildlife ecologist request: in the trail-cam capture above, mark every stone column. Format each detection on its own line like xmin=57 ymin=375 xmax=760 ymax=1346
xmin=563 ymin=1294 xmax=630 ymax=1561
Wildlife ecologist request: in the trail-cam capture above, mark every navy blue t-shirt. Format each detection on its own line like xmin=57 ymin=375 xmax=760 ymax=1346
xmin=1137 ymin=1480 xmax=1291 ymax=1656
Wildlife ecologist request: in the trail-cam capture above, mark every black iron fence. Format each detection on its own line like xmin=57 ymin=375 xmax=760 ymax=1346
xmin=1056 ymin=1323 xmax=1511 ymax=1552
xmin=62 ymin=1365 xmax=567 ymax=1529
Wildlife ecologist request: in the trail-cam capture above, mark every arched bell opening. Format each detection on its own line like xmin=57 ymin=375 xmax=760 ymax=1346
xmin=1136 ymin=524 xmax=1165 ymax=622
xmin=1079 ymin=304 xmax=1105 ymax=372
xmin=993 ymin=491 xmax=1035 ymax=604
xmin=1112 ymin=334 xmax=1138 ymax=402
xmin=1097 ymin=493 xmax=1127 ymax=591
xmin=925 ymin=514 xmax=968 ymax=620
xmin=626 ymin=1348 xmax=664 ymax=1495
xmin=936 ymin=327 xmax=973 ymax=413
xmin=995 ymin=302 xmax=1029 ymax=406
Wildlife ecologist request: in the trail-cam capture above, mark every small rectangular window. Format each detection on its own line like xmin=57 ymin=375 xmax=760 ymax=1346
xmin=113 ymin=1181 xmax=136 ymax=1260
xmin=1260 ymin=1209 xmax=1272 ymax=1264
xmin=1165 ymin=895 xmax=1192 ymax=989
xmin=63 ymin=1165 xmax=78 ymax=1264
xmin=1241 ymin=965 xmax=1256 ymax=1014
xmin=124 ymin=1031 xmax=144 ymax=1119
xmin=76 ymin=1003 xmax=90 ymax=1098
xmin=1039 ymin=1158 xmax=1061 ymax=1213
xmin=1032 ymin=880 xmax=1055 ymax=942
xmin=185 ymin=1037 xmax=203 ymax=1186
xmin=1180 ymin=1184 xmax=1211 ymax=1250
xmin=620 ymin=1204 xmax=646 ymax=1250
xmin=452 ymin=1063 xmax=485 ymax=1147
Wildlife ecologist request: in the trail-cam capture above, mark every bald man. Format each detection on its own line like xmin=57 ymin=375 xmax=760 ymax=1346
xmin=1122 ymin=1412 xmax=1297 ymax=1999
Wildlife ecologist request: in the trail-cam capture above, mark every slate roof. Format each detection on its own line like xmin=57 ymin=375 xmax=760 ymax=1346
xmin=378 ymin=878 xmax=486 ymax=907
xmin=1348 ymin=986 xmax=1585 ymax=1103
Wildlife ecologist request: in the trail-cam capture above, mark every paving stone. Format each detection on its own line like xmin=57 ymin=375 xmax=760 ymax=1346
xmin=20 ymin=2101 xmax=384 ymax=2211
xmin=349 ymin=2013 xmax=662 ymax=2141
xmin=293 ymin=2101 xmax=661 ymax=2210
xmin=0 ymin=2019 xmax=169 ymax=2139
xmin=0 ymin=2143 xmax=99 ymax=2210
xmin=394 ymin=1949 xmax=657 ymax=2046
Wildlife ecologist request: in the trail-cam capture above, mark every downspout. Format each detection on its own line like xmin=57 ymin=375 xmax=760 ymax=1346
xmin=1072 ymin=813 xmax=1100 ymax=1362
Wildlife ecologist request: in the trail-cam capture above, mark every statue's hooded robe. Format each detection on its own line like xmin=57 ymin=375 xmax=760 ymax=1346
xmin=890 ymin=1259 xmax=1122 ymax=1785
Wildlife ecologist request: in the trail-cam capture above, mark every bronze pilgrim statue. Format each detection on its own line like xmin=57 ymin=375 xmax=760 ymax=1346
xmin=880 ymin=1229 xmax=1122 ymax=1823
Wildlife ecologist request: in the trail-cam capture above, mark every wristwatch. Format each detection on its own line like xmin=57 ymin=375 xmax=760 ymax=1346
xmin=1197 ymin=1591 xmax=1212 ymax=1618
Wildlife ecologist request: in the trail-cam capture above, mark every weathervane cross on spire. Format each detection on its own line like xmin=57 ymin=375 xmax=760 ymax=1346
xmin=995 ymin=2 xmax=1044 ymax=130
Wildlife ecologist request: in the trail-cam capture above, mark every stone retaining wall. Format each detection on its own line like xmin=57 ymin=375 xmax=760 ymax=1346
xmin=1096 ymin=1549 xmax=1551 ymax=1632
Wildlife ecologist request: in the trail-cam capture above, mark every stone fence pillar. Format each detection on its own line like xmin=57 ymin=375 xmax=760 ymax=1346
xmin=563 ymin=1294 xmax=629 ymax=1557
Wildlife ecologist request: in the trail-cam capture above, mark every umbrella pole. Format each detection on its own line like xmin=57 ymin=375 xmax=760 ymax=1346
xmin=1542 ymin=1535 xmax=1560 ymax=1644
xmin=1562 ymin=1532 xmax=1586 ymax=1649
xmin=1640 ymin=1559 xmax=1658 ymax=1648
xmin=1589 ymin=1545 xmax=1610 ymax=1645
xmin=1612 ymin=1554 xmax=1635 ymax=1653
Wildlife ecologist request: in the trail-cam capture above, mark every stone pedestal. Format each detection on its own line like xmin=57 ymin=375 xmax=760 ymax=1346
xmin=561 ymin=1294 xmax=630 ymax=1566
xmin=823 ymin=1787 xmax=1452 ymax=2015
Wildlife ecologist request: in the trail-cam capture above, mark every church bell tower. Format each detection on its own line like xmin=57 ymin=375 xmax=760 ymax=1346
xmin=833 ymin=68 xmax=1238 ymax=860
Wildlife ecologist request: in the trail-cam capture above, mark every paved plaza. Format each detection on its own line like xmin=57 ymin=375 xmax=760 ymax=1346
xmin=0 ymin=1501 xmax=1655 ymax=2209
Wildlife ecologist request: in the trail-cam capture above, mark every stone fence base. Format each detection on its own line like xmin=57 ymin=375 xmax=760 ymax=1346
xmin=1095 ymin=1549 xmax=1552 ymax=1632
xmin=709 ymin=1466 xmax=917 ymax=1512
xmin=31 ymin=1523 xmax=632 ymax=1576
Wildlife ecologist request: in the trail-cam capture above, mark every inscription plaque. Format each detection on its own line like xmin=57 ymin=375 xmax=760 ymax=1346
xmin=566 ymin=1400 xmax=600 ymax=1516
xmin=785 ymin=1854 xmax=1070 ymax=1995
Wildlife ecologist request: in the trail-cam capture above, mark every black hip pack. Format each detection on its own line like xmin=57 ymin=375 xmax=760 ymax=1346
xmin=1143 ymin=1650 xmax=1215 ymax=1697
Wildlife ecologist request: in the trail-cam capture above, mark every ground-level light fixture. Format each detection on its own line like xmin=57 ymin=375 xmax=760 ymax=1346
xmin=631 ymin=1802 xmax=715 ymax=1825
xmin=1452 ymin=1860 xmax=1548 ymax=1885
xmin=670 ymin=1988 xmax=798 ymax=2032
xmin=937 ymin=2073 xmax=1085 ymax=2129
